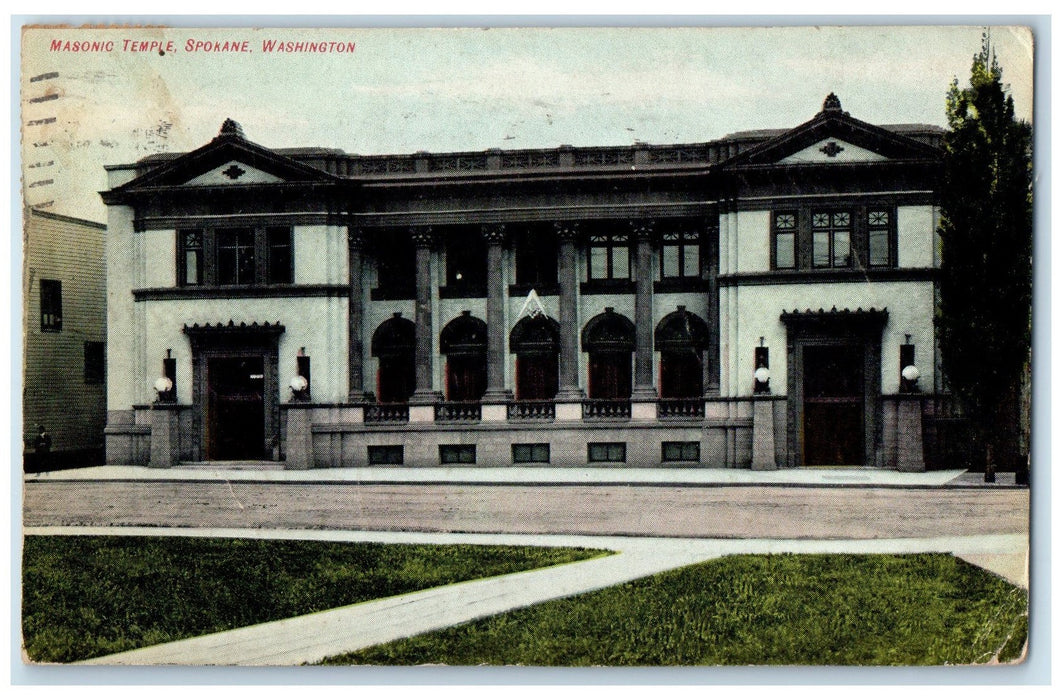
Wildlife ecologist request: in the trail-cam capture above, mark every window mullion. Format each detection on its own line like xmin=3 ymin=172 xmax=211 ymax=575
xmin=254 ymin=227 xmax=268 ymax=284
xmin=203 ymin=228 xmax=217 ymax=286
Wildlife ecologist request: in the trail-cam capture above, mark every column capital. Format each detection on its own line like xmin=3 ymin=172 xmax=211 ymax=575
xmin=553 ymin=221 xmax=581 ymax=242
xmin=630 ymin=220 xmax=656 ymax=241
xmin=410 ymin=226 xmax=436 ymax=248
xmin=481 ymin=223 xmax=508 ymax=246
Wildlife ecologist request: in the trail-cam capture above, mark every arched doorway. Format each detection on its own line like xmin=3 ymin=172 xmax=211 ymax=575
xmin=371 ymin=313 xmax=416 ymax=403
xmin=655 ymin=307 xmax=709 ymax=398
xmin=510 ymin=315 xmax=560 ymax=400
xmin=582 ymin=308 xmax=635 ymax=399
xmin=440 ymin=311 xmax=488 ymax=401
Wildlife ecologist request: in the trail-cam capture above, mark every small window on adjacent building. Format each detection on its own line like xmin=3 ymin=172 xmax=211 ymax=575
xmin=772 ymin=213 xmax=797 ymax=270
xmin=587 ymin=442 xmax=626 ymax=463
xmin=512 ymin=443 xmax=550 ymax=464
xmin=588 ymin=233 xmax=630 ymax=280
xmin=662 ymin=441 xmax=700 ymax=462
xmin=440 ymin=444 xmax=476 ymax=464
xmin=84 ymin=341 xmax=105 ymax=384
xmin=811 ymin=211 xmax=852 ymax=268
xmin=267 ymin=227 xmax=293 ymax=284
xmin=867 ymin=209 xmax=892 ymax=267
xmin=39 ymin=279 xmax=62 ymax=332
xmin=368 ymin=445 xmax=404 ymax=465
xmin=661 ymin=230 xmax=701 ymax=278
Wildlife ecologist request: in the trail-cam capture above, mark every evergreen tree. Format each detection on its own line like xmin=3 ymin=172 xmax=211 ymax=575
xmin=937 ymin=34 xmax=1032 ymax=481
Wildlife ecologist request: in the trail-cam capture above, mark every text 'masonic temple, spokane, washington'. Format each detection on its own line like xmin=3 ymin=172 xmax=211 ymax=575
xmin=101 ymin=94 xmax=951 ymax=472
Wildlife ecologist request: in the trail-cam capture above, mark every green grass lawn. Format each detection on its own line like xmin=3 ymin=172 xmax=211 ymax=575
xmin=323 ymin=553 xmax=1028 ymax=666
xmin=21 ymin=535 xmax=604 ymax=663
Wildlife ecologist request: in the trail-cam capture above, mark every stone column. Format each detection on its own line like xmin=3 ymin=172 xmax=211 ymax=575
xmin=554 ymin=222 xmax=583 ymax=411
xmin=896 ymin=396 xmax=926 ymax=472
xmin=149 ymin=404 xmax=180 ymax=468
xmin=347 ymin=226 xmax=366 ymax=402
xmin=751 ymin=398 xmax=778 ymax=470
xmin=409 ymin=226 xmax=442 ymax=407
xmin=704 ymin=217 xmax=721 ymax=396
xmin=631 ymin=221 xmax=657 ymax=401
xmin=285 ymin=406 xmax=313 ymax=470
xmin=481 ymin=224 xmax=510 ymax=405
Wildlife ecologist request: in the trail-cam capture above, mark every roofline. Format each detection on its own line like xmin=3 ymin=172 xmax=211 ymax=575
xmin=26 ymin=207 xmax=106 ymax=230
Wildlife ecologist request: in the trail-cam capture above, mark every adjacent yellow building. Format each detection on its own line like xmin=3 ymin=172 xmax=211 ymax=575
xmin=23 ymin=207 xmax=107 ymax=471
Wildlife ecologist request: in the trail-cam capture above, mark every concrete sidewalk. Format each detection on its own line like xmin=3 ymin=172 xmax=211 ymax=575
xmin=24 ymin=464 xmax=1011 ymax=488
xmin=27 ymin=526 xmax=1024 ymax=667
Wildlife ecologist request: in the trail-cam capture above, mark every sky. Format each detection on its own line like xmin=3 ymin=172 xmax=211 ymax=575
xmin=19 ymin=24 xmax=1035 ymax=222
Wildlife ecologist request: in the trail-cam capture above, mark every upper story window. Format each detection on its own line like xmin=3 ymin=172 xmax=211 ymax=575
xmin=588 ymin=232 xmax=630 ymax=280
xmin=84 ymin=341 xmax=105 ymax=384
xmin=39 ymin=279 xmax=62 ymax=332
xmin=178 ymin=226 xmax=293 ymax=287
xmin=372 ymin=229 xmax=415 ymax=300
xmin=770 ymin=206 xmax=896 ymax=271
xmin=660 ymin=229 xmax=701 ymax=279
xmin=772 ymin=212 xmax=797 ymax=270
xmin=811 ymin=211 xmax=852 ymax=268
xmin=444 ymin=226 xmax=487 ymax=296
xmin=867 ymin=209 xmax=893 ymax=267
xmin=514 ymin=225 xmax=558 ymax=288
xmin=216 ymin=228 xmax=256 ymax=285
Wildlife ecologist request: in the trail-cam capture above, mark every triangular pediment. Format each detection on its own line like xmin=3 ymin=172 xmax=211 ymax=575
xmin=183 ymin=160 xmax=285 ymax=185
xmin=723 ymin=94 xmax=940 ymax=169
xmin=110 ymin=119 xmax=334 ymax=194
xmin=778 ymin=138 xmax=888 ymax=164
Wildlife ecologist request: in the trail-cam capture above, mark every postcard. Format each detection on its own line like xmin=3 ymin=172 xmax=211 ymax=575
xmin=19 ymin=24 xmax=1034 ymax=670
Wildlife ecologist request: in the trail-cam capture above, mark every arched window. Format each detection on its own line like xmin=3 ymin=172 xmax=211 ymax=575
xmin=440 ymin=311 xmax=488 ymax=401
xmin=509 ymin=315 xmax=560 ymax=400
xmin=582 ymin=308 xmax=635 ymax=399
xmin=371 ymin=313 xmax=416 ymax=403
xmin=655 ymin=307 xmax=709 ymax=398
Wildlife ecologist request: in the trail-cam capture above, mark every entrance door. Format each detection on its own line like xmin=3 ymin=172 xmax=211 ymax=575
xmin=588 ymin=352 xmax=632 ymax=399
xmin=660 ymin=351 xmax=703 ymax=398
xmin=207 ymin=356 xmax=265 ymax=460
xmin=802 ymin=345 xmax=864 ymax=465
xmin=516 ymin=354 xmax=558 ymax=400
xmin=446 ymin=355 xmax=487 ymax=401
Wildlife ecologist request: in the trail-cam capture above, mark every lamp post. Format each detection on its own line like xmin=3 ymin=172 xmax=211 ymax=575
xmin=289 ymin=374 xmax=309 ymax=402
xmin=153 ymin=376 xmax=174 ymax=403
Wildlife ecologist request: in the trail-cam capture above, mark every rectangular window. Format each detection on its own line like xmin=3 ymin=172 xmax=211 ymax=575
xmin=39 ymin=279 xmax=62 ymax=331
xmin=267 ymin=227 xmax=293 ymax=283
xmin=368 ymin=445 xmax=404 ymax=465
xmin=867 ymin=210 xmax=892 ymax=267
xmin=179 ymin=229 xmax=203 ymax=286
xmin=588 ymin=233 xmax=630 ymax=280
xmin=178 ymin=226 xmax=293 ymax=287
xmin=662 ymin=441 xmax=700 ymax=462
xmin=439 ymin=444 xmax=476 ymax=464
xmin=811 ymin=211 xmax=852 ymax=269
xmin=373 ymin=230 xmax=416 ymax=299
xmin=661 ymin=230 xmax=701 ymax=279
xmin=514 ymin=226 xmax=558 ymax=287
xmin=772 ymin=212 xmax=797 ymax=270
xmin=512 ymin=443 xmax=550 ymax=464
xmin=587 ymin=442 xmax=626 ymax=463
xmin=84 ymin=341 xmax=105 ymax=384
xmin=445 ymin=227 xmax=487 ymax=293
xmin=216 ymin=228 xmax=256 ymax=285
